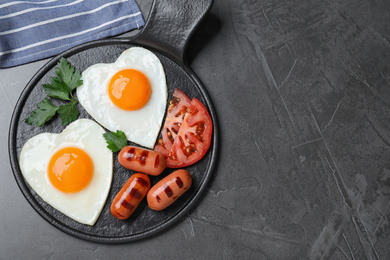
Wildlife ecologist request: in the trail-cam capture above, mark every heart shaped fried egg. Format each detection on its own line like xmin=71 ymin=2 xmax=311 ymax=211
xmin=19 ymin=119 xmax=113 ymax=225
xmin=77 ymin=47 xmax=168 ymax=148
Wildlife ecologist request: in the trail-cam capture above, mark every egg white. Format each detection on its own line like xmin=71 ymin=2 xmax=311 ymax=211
xmin=19 ymin=119 xmax=113 ymax=226
xmin=77 ymin=47 xmax=168 ymax=148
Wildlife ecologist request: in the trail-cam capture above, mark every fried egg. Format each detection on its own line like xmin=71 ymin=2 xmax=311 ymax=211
xmin=19 ymin=119 xmax=113 ymax=226
xmin=77 ymin=47 xmax=167 ymax=148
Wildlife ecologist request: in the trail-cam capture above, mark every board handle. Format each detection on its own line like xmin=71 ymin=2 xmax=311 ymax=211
xmin=134 ymin=0 xmax=214 ymax=65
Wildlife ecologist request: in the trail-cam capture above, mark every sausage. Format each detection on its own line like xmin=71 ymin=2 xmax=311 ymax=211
xmin=118 ymin=146 xmax=166 ymax=176
xmin=110 ymin=173 xmax=151 ymax=220
xmin=147 ymin=169 xmax=192 ymax=211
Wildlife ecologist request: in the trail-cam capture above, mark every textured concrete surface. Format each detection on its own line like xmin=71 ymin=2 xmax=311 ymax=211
xmin=2 ymin=0 xmax=390 ymax=259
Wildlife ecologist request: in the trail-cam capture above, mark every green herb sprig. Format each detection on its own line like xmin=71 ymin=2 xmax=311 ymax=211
xmin=25 ymin=58 xmax=83 ymax=127
xmin=103 ymin=130 xmax=128 ymax=152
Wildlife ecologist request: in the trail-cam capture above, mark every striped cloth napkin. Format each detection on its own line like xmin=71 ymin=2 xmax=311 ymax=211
xmin=0 ymin=0 xmax=145 ymax=68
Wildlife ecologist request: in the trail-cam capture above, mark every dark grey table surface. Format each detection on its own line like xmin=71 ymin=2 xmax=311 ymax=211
xmin=2 ymin=0 xmax=390 ymax=259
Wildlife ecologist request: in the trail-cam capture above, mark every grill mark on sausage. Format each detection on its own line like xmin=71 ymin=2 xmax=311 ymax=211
xmin=164 ymin=185 xmax=173 ymax=197
xmin=137 ymin=177 xmax=149 ymax=188
xmin=175 ymin=177 xmax=184 ymax=188
xmin=116 ymin=211 xmax=124 ymax=218
xmin=126 ymin=147 xmax=136 ymax=161
xmin=140 ymin=150 xmax=148 ymax=166
xmin=129 ymin=188 xmax=142 ymax=199
xmin=154 ymin=154 xmax=160 ymax=168
xmin=172 ymin=196 xmax=178 ymax=200
xmin=156 ymin=195 xmax=161 ymax=203
xmin=120 ymin=199 xmax=134 ymax=210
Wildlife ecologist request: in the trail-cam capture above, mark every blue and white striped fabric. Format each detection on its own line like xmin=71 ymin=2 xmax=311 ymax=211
xmin=0 ymin=0 xmax=145 ymax=68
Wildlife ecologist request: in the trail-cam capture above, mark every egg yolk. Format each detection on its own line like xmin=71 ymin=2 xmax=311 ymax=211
xmin=48 ymin=147 xmax=93 ymax=193
xmin=107 ymin=69 xmax=152 ymax=110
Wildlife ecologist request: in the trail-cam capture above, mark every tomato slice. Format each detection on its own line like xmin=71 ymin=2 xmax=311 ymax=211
xmin=166 ymin=98 xmax=213 ymax=168
xmin=154 ymin=89 xmax=191 ymax=158
xmin=155 ymin=89 xmax=213 ymax=168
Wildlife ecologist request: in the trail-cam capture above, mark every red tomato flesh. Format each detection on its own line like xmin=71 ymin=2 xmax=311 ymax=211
xmin=154 ymin=89 xmax=213 ymax=168
xmin=154 ymin=89 xmax=191 ymax=158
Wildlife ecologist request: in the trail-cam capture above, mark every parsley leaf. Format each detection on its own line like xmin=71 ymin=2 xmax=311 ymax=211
xmin=56 ymin=57 xmax=83 ymax=93
xmin=103 ymin=130 xmax=128 ymax=152
xmin=58 ymin=101 xmax=79 ymax=127
xmin=25 ymin=98 xmax=59 ymax=127
xmin=26 ymin=58 xmax=83 ymax=127
xmin=42 ymin=77 xmax=70 ymax=101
